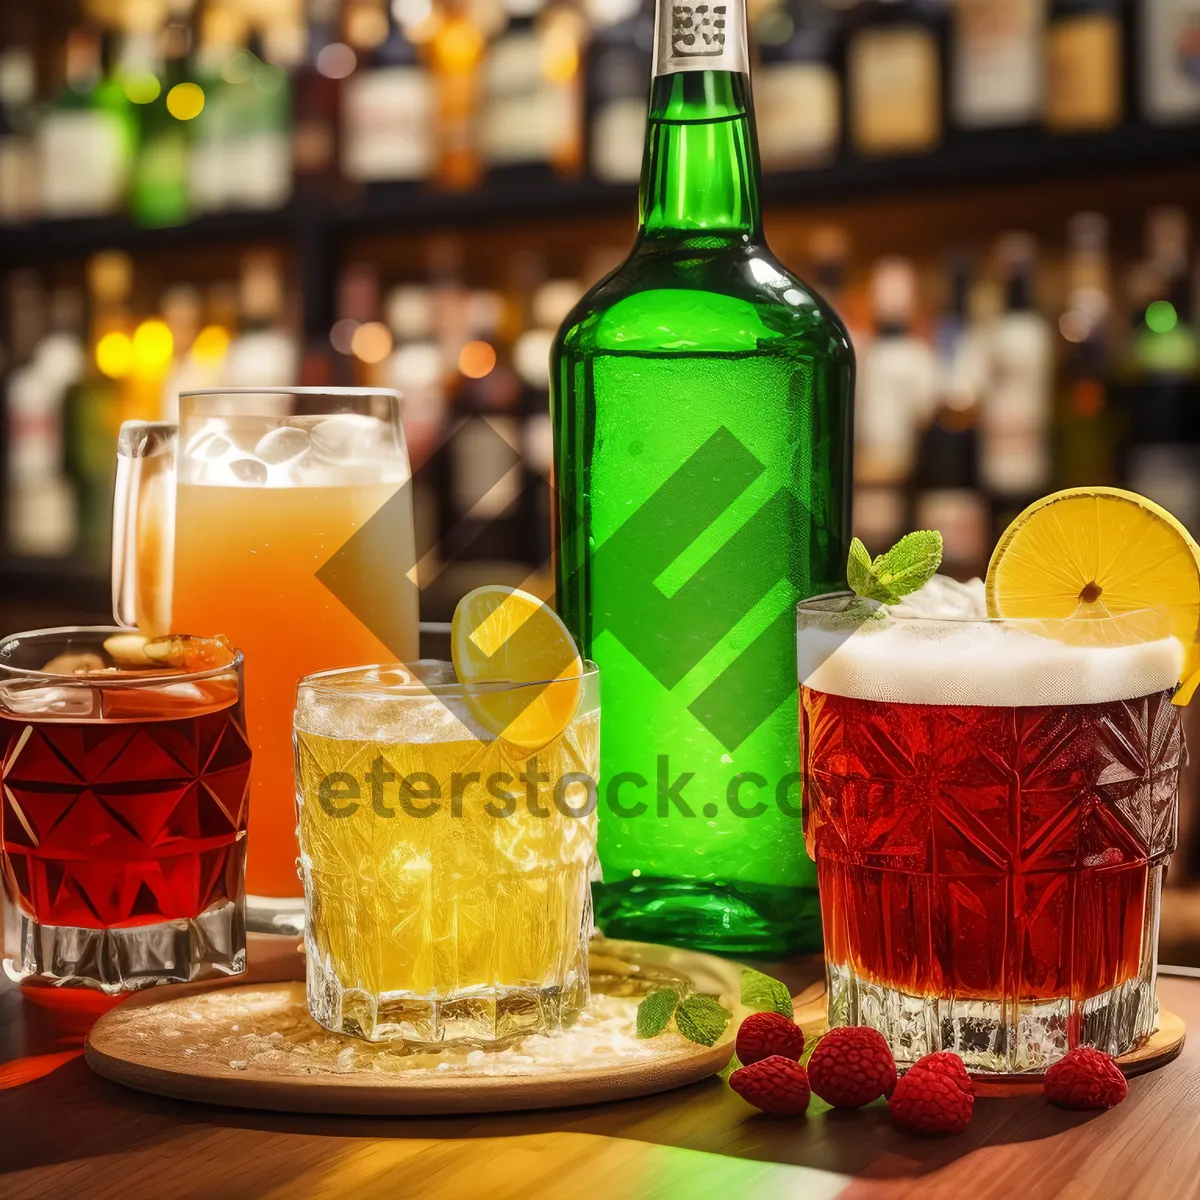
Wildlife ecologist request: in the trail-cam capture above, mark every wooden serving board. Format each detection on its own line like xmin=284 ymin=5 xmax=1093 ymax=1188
xmin=790 ymin=984 xmax=1186 ymax=1092
xmin=85 ymin=939 xmax=740 ymax=1116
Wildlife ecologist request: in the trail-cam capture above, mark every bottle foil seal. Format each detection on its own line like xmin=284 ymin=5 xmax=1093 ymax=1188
xmin=654 ymin=0 xmax=750 ymax=76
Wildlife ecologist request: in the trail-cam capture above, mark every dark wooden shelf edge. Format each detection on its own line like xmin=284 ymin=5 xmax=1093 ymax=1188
xmin=0 ymin=558 xmax=111 ymax=611
xmin=1 ymin=123 xmax=1197 ymax=262
xmin=765 ymin=124 xmax=1200 ymax=206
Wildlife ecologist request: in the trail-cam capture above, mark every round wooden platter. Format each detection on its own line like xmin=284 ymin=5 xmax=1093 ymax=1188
xmin=790 ymin=984 xmax=1187 ymax=1093
xmin=84 ymin=939 xmax=740 ymax=1116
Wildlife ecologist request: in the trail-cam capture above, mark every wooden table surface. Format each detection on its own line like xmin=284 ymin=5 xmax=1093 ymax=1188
xmin=3 ymin=939 xmax=1199 ymax=1200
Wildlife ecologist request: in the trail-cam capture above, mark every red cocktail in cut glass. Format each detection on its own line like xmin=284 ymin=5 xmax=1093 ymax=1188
xmin=798 ymin=585 xmax=1184 ymax=1073
xmin=1 ymin=627 xmax=250 ymax=993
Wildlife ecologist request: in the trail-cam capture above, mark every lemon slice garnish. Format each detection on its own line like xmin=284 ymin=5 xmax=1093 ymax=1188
xmin=450 ymin=586 xmax=584 ymax=750
xmin=985 ymin=487 xmax=1200 ymax=704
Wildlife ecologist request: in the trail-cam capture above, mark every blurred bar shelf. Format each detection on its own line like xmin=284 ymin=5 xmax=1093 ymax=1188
xmin=0 ymin=558 xmax=110 ymax=611
xmin=3 ymin=122 xmax=1199 ymax=265
xmin=0 ymin=206 xmax=318 ymax=265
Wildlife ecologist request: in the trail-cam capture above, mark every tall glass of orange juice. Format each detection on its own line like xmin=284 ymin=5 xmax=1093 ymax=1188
xmin=112 ymin=388 xmax=418 ymax=931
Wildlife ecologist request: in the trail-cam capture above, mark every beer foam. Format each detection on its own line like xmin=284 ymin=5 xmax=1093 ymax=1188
xmin=799 ymin=577 xmax=1184 ymax=708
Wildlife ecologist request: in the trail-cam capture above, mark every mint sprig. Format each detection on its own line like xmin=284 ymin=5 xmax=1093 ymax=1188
xmin=675 ymin=994 xmax=731 ymax=1047
xmin=636 ymin=988 xmax=680 ymax=1038
xmin=636 ymin=988 xmax=732 ymax=1046
xmin=739 ymin=967 xmax=794 ymax=1017
xmin=847 ymin=531 xmax=943 ymax=604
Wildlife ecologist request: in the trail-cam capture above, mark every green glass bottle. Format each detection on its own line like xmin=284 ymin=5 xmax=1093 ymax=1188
xmin=551 ymin=0 xmax=854 ymax=954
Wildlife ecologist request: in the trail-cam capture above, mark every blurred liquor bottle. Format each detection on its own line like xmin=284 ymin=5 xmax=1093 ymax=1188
xmin=225 ymin=250 xmax=299 ymax=387
xmin=1119 ymin=208 xmax=1200 ymax=534
xmin=219 ymin=31 xmax=291 ymax=212
xmin=807 ymin=225 xmax=865 ymax=349
xmin=439 ymin=288 xmax=525 ymax=564
xmin=429 ymin=0 xmax=487 ymax=189
xmin=38 ymin=26 xmax=135 ymax=219
xmin=754 ymin=0 xmax=841 ymax=170
xmin=587 ymin=0 xmax=653 ymax=184
xmin=293 ymin=0 xmax=348 ymax=197
xmin=64 ymin=252 xmax=134 ymax=569
xmin=341 ymin=0 xmax=435 ymax=183
xmin=1142 ymin=0 xmax=1200 ymax=124
xmin=979 ymin=233 xmax=1052 ymax=511
xmin=385 ymin=283 xmax=447 ymax=577
xmin=912 ymin=387 xmax=987 ymax=579
xmin=854 ymin=256 xmax=938 ymax=549
xmin=4 ymin=271 xmax=46 ymax=550
xmin=479 ymin=0 xmax=585 ymax=178
xmin=915 ymin=258 xmax=988 ymax=576
xmin=1044 ymin=0 xmax=1122 ymax=132
xmin=5 ymin=275 xmax=81 ymax=557
xmin=515 ymin=276 xmax=582 ymax=571
xmin=331 ymin=260 xmax=381 ymax=383
xmin=951 ymin=0 xmax=1042 ymax=130
xmin=159 ymin=283 xmax=206 ymax=420
xmin=846 ymin=0 xmax=943 ymax=156
xmin=128 ymin=15 xmax=190 ymax=227
xmin=933 ymin=257 xmax=983 ymax=389
xmin=187 ymin=5 xmax=241 ymax=213
xmin=386 ymin=284 xmax=448 ymax=468
xmin=164 ymin=279 xmax=237 ymax=398
xmin=191 ymin=7 xmax=292 ymax=214
xmin=1055 ymin=211 xmax=1118 ymax=486
xmin=0 ymin=23 xmax=37 ymax=223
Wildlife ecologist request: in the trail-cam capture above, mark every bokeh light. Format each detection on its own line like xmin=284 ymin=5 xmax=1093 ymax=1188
xmin=95 ymin=331 xmax=134 ymax=379
xmin=166 ymin=82 xmax=205 ymax=120
xmin=222 ymin=49 xmax=255 ymax=85
xmin=459 ymin=340 xmax=497 ymax=379
xmin=123 ymin=72 xmax=162 ymax=105
xmin=330 ymin=318 xmax=359 ymax=355
xmin=316 ymin=43 xmax=357 ymax=80
xmin=1058 ymin=310 xmax=1091 ymax=343
xmin=350 ymin=321 xmax=394 ymax=364
xmin=191 ymin=325 xmax=231 ymax=365
xmin=132 ymin=319 xmax=175 ymax=379
xmin=1146 ymin=299 xmax=1178 ymax=334
xmin=255 ymin=62 xmax=287 ymax=95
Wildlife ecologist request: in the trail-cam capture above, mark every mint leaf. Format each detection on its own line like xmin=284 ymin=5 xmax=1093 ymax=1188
xmin=799 ymin=1033 xmax=821 ymax=1069
xmin=846 ymin=537 xmax=874 ymax=598
xmin=675 ymin=994 xmax=731 ymax=1047
xmin=636 ymin=988 xmax=680 ymax=1038
xmin=873 ymin=530 xmax=943 ymax=597
xmin=739 ymin=967 xmax=794 ymax=1017
xmin=847 ymin=530 xmax=943 ymax=604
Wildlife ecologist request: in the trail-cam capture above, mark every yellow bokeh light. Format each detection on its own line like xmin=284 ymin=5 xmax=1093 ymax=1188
xmin=458 ymin=340 xmax=496 ymax=379
xmin=351 ymin=321 xmax=394 ymax=364
xmin=123 ymin=72 xmax=162 ymax=105
xmin=96 ymin=331 xmax=134 ymax=379
xmin=132 ymin=319 xmax=175 ymax=380
xmin=167 ymin=82 xmax=206 ymax=120
xmin=191 ymin=324 xmax=231 ymax=365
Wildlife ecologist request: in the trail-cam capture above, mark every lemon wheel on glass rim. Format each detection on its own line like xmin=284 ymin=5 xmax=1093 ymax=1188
xmin=450 ymin=585 xmax=585 ymax=750
xmin=985 ymin=487 xmax=1200 ymax=704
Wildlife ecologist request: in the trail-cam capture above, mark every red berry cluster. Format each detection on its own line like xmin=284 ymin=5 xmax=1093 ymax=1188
xmin=727 ymin=1017 xmax=1131 ymax=1136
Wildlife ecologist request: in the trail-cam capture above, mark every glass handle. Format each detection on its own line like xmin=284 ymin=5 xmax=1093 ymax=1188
xmin=112 ymin=421 xmax=179 ymax=637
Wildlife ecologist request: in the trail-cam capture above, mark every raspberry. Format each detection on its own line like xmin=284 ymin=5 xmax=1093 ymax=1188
xmin=888 ymin=1051 xmax=974 ymax=1137
xmin=1043 ymin=1048 xmax=1128 ymax=1111
xmin=911 ymin=1051 xmax=972 ymax=1088
xmin=735 ymin=1011 xmax=806 ymax=1066
xmin=807 ymin=1025 xmax=897 ymax=1108
xmin=729 ymin=1055 xmax=812 ymax=1116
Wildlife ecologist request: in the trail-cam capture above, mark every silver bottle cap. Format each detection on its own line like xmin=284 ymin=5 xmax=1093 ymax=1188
xmin=653 ymin=0 xmax=750 ymax=76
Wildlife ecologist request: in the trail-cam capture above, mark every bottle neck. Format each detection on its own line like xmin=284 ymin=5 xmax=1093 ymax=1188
xmin=638 ymin=0 xmax=762 ymax=241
